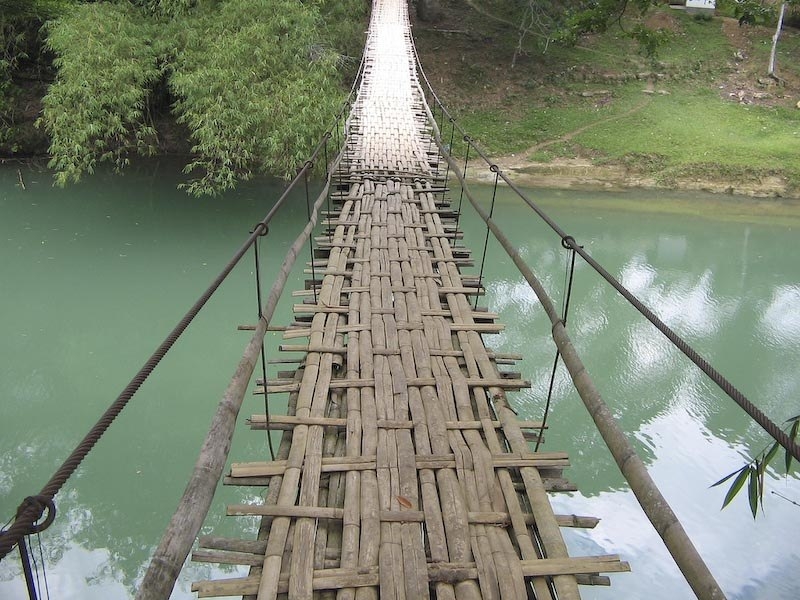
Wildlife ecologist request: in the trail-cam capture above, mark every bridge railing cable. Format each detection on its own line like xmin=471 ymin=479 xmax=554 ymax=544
xmin=0 ymin=65 xmax=364 ymax=575
xmin=411 ymin=40 xmax=799 ymax=465
xmin=414 ymin=70 xmax=728 ymax=600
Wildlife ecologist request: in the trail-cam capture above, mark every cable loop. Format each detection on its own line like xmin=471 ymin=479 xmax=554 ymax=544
xmin=561 ymin=235 xmax=576 ymax=250
xmin=251 ymin=223 xmax=269 ymax=237
xmin=489 ymin=164 xmax=500 ymax=173
xmin=463 ymin=134 xmax=471 ymax=143
xmin=17 ymin=496 xmax=56 ymax=535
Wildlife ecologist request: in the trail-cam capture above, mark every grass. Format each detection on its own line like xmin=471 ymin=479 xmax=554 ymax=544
xmin=574 ymin=88 xmax=800 ymax=166
xmin=416 ymin=3 xmax=800 ymax=194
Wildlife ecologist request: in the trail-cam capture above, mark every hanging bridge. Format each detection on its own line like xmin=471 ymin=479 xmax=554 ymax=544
xmin=4 ymin=1 xmax=800 ymax=599
xmin=181 ymin=2 xmax=629 ymax=598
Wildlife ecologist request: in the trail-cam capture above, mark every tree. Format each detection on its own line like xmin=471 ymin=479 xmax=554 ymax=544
xmin=727 ymin=0 xmax=799 ymax=80
xmin=37 ymin=0 xmax=366 ymax=195
xmin=439 ymin=0 xmax=665 ymax=66
xmin=0 ymin=0 xmax=73 ymax=148
xmin=768 ymin=2 xmax=787 ymax=79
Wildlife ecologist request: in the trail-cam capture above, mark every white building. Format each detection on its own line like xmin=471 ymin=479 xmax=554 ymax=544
xmin=685 ymin=0 xmax=716 ymax=13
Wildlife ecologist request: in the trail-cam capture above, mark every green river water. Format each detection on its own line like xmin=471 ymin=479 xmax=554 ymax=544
xmin=1 ymin=161 xmax=798 ymax=599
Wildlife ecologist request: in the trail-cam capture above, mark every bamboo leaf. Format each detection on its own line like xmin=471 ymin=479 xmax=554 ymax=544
xmin=786 ymin=419 xmax=799 ymax=474
xmin=710 ymin=468 xmax=742 ymax=488
xmin=721 ymin=466 xmax=750 ymax=509
xmin=748 ymin=464 xmax=759 ymax=519
xmin=763 ymin=442 xmax=780 ymax=469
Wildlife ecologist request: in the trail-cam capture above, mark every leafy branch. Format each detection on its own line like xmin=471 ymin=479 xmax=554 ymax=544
xmin=711 ymin=415 xmax=799 ymax=518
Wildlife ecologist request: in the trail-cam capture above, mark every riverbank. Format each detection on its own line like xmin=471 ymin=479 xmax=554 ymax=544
xmin=415 ymin=2 xmax=800 ymax=201
xmin=470 ymin=154 xmax=798 ymax=199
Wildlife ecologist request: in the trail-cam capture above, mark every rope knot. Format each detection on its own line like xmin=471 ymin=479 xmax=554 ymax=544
xmin=16 ymin=495 xmax=56 ymax=535
xmin=251 ymin=223 xmax=269 ymax=237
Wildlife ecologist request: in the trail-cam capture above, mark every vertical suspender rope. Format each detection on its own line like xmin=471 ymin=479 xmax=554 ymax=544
xmin=252 ymin=225 xmax=276 ymax=462
xmin=442 ymin=117 xmax=455 ymax=183
xmin=535 ymin=244 xmax=578 ymax=453
xmin=474 ymin=165 xmax=500 ymax=310
xmin=35 ymin=532 xmax=49 ymax=600
xmin=324 ymin=137 xmax=333 ymax=244
xmin=454 ymin=138 xmax=471 ymax=241
xmin=304 ymin=164 xmax=319 ymax=305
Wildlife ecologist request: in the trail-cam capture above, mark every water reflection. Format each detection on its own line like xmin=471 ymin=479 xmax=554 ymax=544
xmin=469 ymin=186 xmax=800 ymax=598
xmin=2 ymin=170 xmax=799 ymax=598
xmin=0 ymin=516 xmax=248 ymax=600
xmin=760 ymin=285 xmax=800 ymax=347
xmin=554 ymin=403 xmax=800 ymax=600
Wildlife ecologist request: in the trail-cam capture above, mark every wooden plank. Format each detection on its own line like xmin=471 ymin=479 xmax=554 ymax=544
xmin=256 ymin=377 xmax=530 ymax=394
xmin=247 ymin=414 xmax=543 ymax=432
xmin=227 ymin=504 xmax=344 ymax=519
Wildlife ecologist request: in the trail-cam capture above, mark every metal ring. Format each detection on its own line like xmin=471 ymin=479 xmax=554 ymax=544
xmin=304 ymin=160 xmax=314 ymax=171
xmin=251 ymin=223 xmax=269 ymax=237
xmin=489 ymin=164 xmax=500 ymax=173
xmin=561 ymin=235 xmax=576 ymax=250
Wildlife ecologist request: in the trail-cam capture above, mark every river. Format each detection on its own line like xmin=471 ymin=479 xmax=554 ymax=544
xmin=1 ymin=161 xmax=798 ymax=599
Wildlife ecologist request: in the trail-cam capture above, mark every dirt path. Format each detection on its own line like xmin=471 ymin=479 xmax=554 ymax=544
xmin=508 ymin=93 xmax=653 ymax=168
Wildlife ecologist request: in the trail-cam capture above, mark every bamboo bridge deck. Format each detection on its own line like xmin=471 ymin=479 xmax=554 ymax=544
xmin=189 ymin=1 xmax=629 ymax=598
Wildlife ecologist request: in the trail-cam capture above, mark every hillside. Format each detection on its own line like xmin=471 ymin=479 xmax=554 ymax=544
xmin=412 ymin=1 xmax=800 ymax=197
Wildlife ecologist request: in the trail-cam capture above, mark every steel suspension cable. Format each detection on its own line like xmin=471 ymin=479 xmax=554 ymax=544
xmin=412 ymin=51 xmax=799 ymax=462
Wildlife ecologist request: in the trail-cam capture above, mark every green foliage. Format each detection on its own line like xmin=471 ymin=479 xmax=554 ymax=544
xmin=629 ymin=23 xmax=671 ymax=58
xmin=0 ymin=0 xmax=76 ymax=19
xmin=1 ymin=0 xmax=74 ymax=146
xmin=40 ymin=3 xmax=164 ymax=185
xmin=711 ymin=415 xmax=800 ymax=518
xmin=718 ymin=0 xmax=775 ymax=26
xmin=170 ymin=0 xmax=340 ymax=195
xmin=136 ymin=0 xmax=198 ymax=17
xmin=557 ymin=0 xmax=659 ymax=44
xmin=38 ymin=0 xmax=364 ymax=195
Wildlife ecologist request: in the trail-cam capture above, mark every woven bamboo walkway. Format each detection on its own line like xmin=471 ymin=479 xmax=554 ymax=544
xmin=190 ymin=1 xmax=629 ymax=598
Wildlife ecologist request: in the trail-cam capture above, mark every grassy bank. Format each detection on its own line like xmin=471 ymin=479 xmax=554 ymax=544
xmin=413 ymin=2 xmax=800 ymax=197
